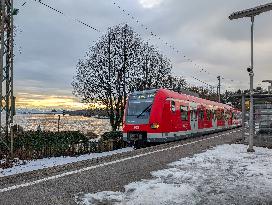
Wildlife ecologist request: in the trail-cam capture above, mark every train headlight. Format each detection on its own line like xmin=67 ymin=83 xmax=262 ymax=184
xmin=150 ymin=123 xmax=159 ymax=129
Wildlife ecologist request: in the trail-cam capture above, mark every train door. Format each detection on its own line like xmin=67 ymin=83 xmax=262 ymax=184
xmin=180 ymin=104 xmax=190 ymax=131
xmin=198 ymin=106 xmax=205 ymax=130
xmin=216 ymin=108 xmax=223 ymax=127
xmin=229 ymin=110 xmax=233 ymax=126
xmin=162 ymin=100 xmax=171 ymax=132
xmin=212 ymin=108 xmax=217 ymax=129
xmin=170 ymin=100 xmax=178 ymax=131
xmin=189 ymin=103 xmax=198 ymax=133
xmin=226 ymin=110 xmax=231 ymax=128
xmin=205 ymin=108 xmax=213 ymax=129
xmin=212 ymin=109 xmax=217 ymax=129
xmin=224 ymin=109 xmax=228 ymax=128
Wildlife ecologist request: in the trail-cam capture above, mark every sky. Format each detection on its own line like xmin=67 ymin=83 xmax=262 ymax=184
xmin=13 ymin=0 xmax=272 ymax=110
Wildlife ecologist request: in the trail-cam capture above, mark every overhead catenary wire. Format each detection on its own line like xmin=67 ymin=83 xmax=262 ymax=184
xmin=112 ymin=1 xmax=211 ymax=75
xmin=190 ymin=76 xmax=216 ymax=89
xmin=112 ymin=1 xmax=242 ymax=90
xmin=31 ymin=0 xmax=101 ymax=32
xmin=28 ymin=0 xmax=225 ymax=93
xmin=112 ymin=1 xmax=222 ymax=90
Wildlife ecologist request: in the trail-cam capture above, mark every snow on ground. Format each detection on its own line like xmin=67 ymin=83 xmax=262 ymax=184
xmin=0 ymin=147 xmax=133 ymax=177
xmin=77 ymin=144 xmax=272 ymax=205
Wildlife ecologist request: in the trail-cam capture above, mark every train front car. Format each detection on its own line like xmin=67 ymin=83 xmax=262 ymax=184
xmin=123 ymin=89 xmax=165 ymax=148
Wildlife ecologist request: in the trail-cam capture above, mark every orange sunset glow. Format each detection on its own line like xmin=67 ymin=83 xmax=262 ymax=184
xmin=16 ymin=93 xmax=88 ymax=110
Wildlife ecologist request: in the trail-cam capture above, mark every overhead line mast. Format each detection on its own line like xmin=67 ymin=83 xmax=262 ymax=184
xmin=0 ymin=0 xmax=15 ymax=155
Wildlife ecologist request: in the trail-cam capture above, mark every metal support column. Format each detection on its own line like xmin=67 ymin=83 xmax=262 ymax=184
xmin=229 ymin=2 xmax=272 ymax=152
xmin=0 ymin=0 xmax=15 ymax=156
xmin=242 ymin=93 xmax=245 ymax=140
xmin=217 ymin=76 xmax=221 ymax=103
xmin=247 ymin=16 xmax=255 ymax=152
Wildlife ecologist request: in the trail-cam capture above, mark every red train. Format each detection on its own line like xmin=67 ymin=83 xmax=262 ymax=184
xmin=123 ymin=88 xmax=242 ymax=147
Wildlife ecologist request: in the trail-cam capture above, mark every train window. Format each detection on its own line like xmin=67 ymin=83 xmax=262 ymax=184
xmin=217 ymin=111 xmax=220 ymax=120
xmin=199 ymin=110 xmax=204 ymax=120
xmin=207 ymin=110 xmax=212 ymax=121
xmin=216 ymin=110 xmax=223 ymax=120
xmin=225 ymin=111 xmax=230 ymax=120
xmin=180 ymin=106 xmax=188 ymax=121
xmin=171 ymin=101 xmax=176 ymax=112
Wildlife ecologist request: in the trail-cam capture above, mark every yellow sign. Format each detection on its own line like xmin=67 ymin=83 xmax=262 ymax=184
xmin=245 ymin=100 xmax=250 ymax=110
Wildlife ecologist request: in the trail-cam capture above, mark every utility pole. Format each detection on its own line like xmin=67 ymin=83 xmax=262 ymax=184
xmin=217 ymin=76 xmax=221 ymax=103
xmin=247 ymin=16 xmax=255 ymax=152
xmin=241 ymin=93 xmax=245 ymax=141
xmin=229 ymin=2 xmax=272 ymax=152
xmin=0 ymin=0 xmax=15 ymax=156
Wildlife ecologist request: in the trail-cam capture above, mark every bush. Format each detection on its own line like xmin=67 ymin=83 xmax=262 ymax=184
xmin=101 ymin=131 xmax=123 ymax=141
xmin=0 ymin=142 xmax=9 ymax=159
xmin=1 ymin=130 xmax=128 ymax=161
xmin=100 ymin=131 xmax=126 ymax=150
xmin=10 ymin=131 xmax=89 ymax=159
xmin=86 ymin=131 xmax=99 ymax=139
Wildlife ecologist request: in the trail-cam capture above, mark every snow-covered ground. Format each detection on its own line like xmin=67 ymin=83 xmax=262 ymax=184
xmin=77 ymin=144 xmax=272 ymax=205
xmin=0 ymin=147 xmax=133 ymax=177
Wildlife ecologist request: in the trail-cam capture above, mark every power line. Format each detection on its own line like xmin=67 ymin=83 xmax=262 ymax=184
xmin=191 ymin=76 xmax=216 ymax=88
xmin=31 ymin=0 xmax=101 ymax=32
xmin=29 ymin=0 xmax=219 ymax=90
xmin=112 ymin=1 xmax=223 ymax=89
xmin=178 ymin=74 xmax=216 ymax=93
xmin=28 ymin=0 xmax=231 ymax=92
xmin=112 ymin=1 xmax=211 ymax=74
xmin=112 ymin=1 xmax=242 ymax=90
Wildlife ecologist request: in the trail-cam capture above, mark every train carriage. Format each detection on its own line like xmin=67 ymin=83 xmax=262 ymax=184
xmin=123 ymin=88 xmax=242 ymax=147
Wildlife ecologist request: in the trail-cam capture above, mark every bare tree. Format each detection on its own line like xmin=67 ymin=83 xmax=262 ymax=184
xmin=72 ymin=24 xmax=173 ymax=131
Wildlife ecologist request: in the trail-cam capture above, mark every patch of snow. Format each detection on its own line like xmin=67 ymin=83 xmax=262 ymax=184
xmin=77 ymin=144 xmax=272 ymax=205
xmin=0 ymin=147 xmax=133 ymax=177
xmin=89 ymin=138 xmax=100 ymax=142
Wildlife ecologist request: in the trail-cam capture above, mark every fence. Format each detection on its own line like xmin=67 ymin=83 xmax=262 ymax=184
xmin=242 ymin=94 xmax=272 ymax=148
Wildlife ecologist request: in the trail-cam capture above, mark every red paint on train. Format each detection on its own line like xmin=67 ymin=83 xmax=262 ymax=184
xmin=123 ymin=88 xmax=241 ymax=145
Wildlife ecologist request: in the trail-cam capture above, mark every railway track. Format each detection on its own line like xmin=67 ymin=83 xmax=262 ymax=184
xmin=0 ymin=128 xmax=243 ymax=189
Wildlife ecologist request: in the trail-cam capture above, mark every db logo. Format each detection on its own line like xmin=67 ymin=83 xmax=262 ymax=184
xmin=134 ymin=126 xmax=139 ymax=130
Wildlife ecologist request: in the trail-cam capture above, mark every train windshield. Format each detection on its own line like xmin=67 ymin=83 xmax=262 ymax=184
xmin=126 ymin=92 xmax=156 ymax=124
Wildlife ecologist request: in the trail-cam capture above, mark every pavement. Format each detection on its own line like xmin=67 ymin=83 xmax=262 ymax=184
xmin=0 ymin=129 xmax=243 ymax=205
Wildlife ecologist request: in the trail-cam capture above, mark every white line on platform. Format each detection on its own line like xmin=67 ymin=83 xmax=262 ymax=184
xmin=0 ymin=129 xmax=242 ymax=194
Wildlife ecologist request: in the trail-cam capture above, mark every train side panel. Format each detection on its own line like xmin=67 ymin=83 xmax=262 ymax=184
xmin=123 ymin=88 xmax=242 ymax=145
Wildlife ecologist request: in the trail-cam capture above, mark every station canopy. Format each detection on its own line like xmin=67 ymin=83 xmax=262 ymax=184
xmin=229 ymin=2 xmax=272 ymax=20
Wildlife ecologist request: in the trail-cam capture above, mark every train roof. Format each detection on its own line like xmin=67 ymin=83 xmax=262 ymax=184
xmin=130 ymin=89 xmax=158 ymax=95
xmin=129 ymin=88 xmax=235 ymax=110
xmin=158 ymin=88 xmax=233 ymax=109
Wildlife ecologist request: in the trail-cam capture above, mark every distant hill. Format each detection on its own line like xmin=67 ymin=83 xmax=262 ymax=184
xmin=16 ymin=108 xmax=63 ymax=114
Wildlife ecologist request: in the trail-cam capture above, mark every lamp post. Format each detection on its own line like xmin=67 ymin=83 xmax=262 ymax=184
xmin=229 ymin=2 xmax=272 ymax=152
xmin=217 ymin=76 xmax=221 ymax=103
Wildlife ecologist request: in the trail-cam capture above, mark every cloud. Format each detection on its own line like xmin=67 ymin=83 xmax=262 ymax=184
xmin=138 ymin=0 xmax=163 ymax=8
xmin=13 ymin=0 xmax=272 ymax=109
